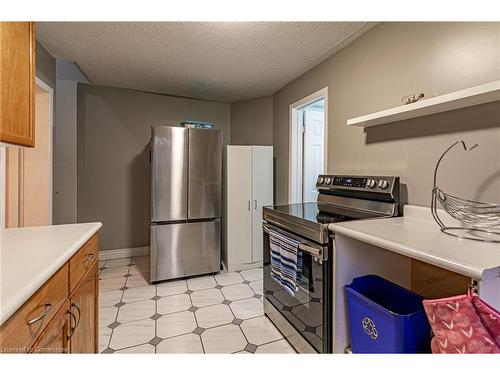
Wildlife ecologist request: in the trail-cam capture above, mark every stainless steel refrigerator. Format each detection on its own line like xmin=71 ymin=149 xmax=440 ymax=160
xmin=150 ymin=126 xmax=222 ymax=283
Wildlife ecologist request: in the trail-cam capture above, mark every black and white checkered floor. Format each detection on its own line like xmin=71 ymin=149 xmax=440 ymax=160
xmin=98 ymin=256 xmax=296 ymax=353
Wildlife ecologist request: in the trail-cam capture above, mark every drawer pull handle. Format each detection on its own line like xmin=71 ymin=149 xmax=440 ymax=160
xmin=83 ymin=253 xmax=94 ymax=269
xmin=27 ymin=303 xmax=52 ymax=325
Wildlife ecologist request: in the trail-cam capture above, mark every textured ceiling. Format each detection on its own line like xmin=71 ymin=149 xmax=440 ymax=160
xmin=36 ymin=22 xmax=374 ymax=102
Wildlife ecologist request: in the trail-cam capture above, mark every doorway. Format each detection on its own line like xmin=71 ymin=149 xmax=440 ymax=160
xmin=289 ymin=87 xmax=327 ymax=204
xmin=1 ymin=77 xmax=53 ymax=227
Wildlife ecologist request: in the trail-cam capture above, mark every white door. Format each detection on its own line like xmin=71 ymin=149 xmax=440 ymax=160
xmin=226 ymin=146 xmax=253 ymax=265
xmin=251 ymin=146 xmax=273 ymax=262
xmin=302 ymin=109 xmax=324 ymax=202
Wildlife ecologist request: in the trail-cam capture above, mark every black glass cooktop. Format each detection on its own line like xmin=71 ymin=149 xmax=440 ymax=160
xmin=268 ymin=202 xmax=380 ymax=225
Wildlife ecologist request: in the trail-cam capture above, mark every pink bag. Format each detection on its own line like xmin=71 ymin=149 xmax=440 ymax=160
xmin=423 ymin=292 xmax=500 ymax=354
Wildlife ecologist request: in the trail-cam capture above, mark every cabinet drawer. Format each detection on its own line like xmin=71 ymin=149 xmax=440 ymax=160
xmin=69 ymin=234 xmax=98 ymax=292
xmin=32 ymin=301 xmax=70 ymax=354
xmin=0 ymin=264 xmax=68 ymax=352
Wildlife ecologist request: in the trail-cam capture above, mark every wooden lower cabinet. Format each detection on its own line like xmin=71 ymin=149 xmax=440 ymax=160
xmin=69 ymin=234 xmax=98 ymax=293
xmin=0 ymin=264 xmax=68 ymax=352
xmin=69 ymin=261 xmax=98 ymax=353
xmin=410 ymin=259 xmax=470 ymax=299
xmin=32 ymin=301 xmax=70 ymax=354
xmin=0 ymin=233 xmax=99 ymax=354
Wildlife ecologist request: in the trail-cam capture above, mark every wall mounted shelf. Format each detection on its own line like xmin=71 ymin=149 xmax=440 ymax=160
xmin=347 ymin=80 xmax=500 ymax=128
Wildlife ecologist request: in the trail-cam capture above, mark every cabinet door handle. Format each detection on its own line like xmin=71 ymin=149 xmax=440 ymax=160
xmin=67 ymin=310 xmax=78 ymax=339
xmin=71 ymin=303 xmax=81 ymax=329
xmin=67 ymin=303 xmax=81 ymax=340
xmin=27 ymin=303 xmax=52 ymax=325
xmin=247 ymin=200 xmax=250 ymax=211
xmin=254 ymin=200 xmax=257 ymax=210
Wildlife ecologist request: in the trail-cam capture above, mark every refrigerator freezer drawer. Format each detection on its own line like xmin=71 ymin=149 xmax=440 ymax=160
xmin=150 ymin=219 xmax=221 ymax=282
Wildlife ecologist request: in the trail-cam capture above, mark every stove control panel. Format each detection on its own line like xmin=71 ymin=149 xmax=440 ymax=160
xmin=316 ymin=175 xmax=398 ymax=194
xmin=332 ymin=176 xmax=367 ymax=188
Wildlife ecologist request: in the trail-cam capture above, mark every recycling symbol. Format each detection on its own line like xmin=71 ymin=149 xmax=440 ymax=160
xmin=362 ymin=317 xmax=378 ymax=339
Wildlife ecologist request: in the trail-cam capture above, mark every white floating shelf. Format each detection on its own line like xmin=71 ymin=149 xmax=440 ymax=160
xmin=347 ymin=80 xmax=500 ymax=128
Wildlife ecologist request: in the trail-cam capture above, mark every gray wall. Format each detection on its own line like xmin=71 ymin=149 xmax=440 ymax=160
xmin=35 ymin=41 xmax=58 ymax=226
xmin=35 ymin=41 xmax=56 ymax=89
xmin=53 ymin=61 xmax=90 ymax=225
xmin=53 ymin=79 xmax=78 ymax=224
xmin=77 ymin=84 xmax=231 ymax=251
xmin=231 ymin=96 xmax=273 ymax=145
xmin=273 ymin=22 xmax=500 ymax=206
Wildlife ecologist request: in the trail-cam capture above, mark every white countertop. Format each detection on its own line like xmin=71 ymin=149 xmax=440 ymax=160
xmin=329 ymin=205 xmax=500 ymax=280
xmin=0 ymin=222 xmax=102 ymax=325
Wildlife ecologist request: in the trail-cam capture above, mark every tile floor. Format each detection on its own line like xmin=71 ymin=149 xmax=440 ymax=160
xmin=98 ymin=256 xmax=296 ymax=354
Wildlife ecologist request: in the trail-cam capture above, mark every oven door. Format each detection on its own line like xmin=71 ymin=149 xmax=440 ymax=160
xmin=262 ymin=222 xmax=330 ymax=353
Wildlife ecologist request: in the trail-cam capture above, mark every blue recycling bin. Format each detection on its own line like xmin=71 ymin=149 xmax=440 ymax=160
xmin=345 ymin=275 xmax=431 ymax=353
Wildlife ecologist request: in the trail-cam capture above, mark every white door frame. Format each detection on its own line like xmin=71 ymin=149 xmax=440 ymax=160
xmin=35 ymin=77 xmax=54 ymax=225
xmin=288 ymin=87 xmax=328 ymax=204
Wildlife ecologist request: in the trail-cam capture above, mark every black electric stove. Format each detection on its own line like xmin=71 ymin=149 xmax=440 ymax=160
xmin=262 ymin=175 xmax=401 ymax=353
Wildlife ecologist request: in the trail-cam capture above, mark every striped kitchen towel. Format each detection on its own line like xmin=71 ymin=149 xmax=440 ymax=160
xmin=269 ymin=228 xmax=303 ymax=296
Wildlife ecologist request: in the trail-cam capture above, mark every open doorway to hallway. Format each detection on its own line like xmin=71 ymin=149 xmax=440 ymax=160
xmin=289 ymin=87 xmax=327 ymax=204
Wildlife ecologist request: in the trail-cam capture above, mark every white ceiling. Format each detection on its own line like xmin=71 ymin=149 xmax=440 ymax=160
xmin=36 ymin=22 xmax=374 ymax=103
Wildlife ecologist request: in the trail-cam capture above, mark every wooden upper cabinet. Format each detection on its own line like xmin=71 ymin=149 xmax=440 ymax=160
xmin=0 ymin=22 xmax=35 ymax=147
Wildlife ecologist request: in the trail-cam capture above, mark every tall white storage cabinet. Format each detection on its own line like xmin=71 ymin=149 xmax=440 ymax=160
xmin=225 ymin=146 xmax=273 ymax=272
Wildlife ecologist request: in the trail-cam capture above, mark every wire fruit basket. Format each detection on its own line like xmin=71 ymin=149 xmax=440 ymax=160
xmin=431 ymin=140 xmax=500 ymax=243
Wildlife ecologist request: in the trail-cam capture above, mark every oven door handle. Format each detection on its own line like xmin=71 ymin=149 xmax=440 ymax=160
xmin=262 ymin=223 xmax=327 ymax=261
xmin=298 ymin=243 xmax=323 ymax=258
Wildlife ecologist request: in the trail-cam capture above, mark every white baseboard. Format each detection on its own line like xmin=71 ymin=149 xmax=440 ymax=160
xmin=99 ymin=246 xmax=150 ymax=260
xmin=225 ymin=261 xmax=263 ymax=273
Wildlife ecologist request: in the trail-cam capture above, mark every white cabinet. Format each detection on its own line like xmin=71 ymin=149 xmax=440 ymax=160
xmin=226 ymin=146 xmax=253 ymax=267
xmin=251 ymin=147 xmax=273 ymax=263
xmin=225 ymin=146 xmax=273 ymax=271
